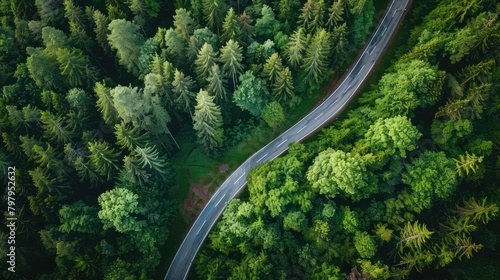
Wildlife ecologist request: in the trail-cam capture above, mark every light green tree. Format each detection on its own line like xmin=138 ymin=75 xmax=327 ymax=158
xmin=194 ymin=43 xmax=218 ymax=84
xmin=261 ymin=101 xmax=285 ymax=129
xmin=98 ymin=188 xmax=144 ymax=233
xmin=272 ymin=66 xmax=294 ymax=102
xmin=107 ymin=19 xmax=145 ymax=76
xmin=193 ymin=89 xmax=224 ymax=154
xmin=302 ymin=28 xmax=331 ymax=86
xmin=220 ymin=39 xmax=244 ymax=89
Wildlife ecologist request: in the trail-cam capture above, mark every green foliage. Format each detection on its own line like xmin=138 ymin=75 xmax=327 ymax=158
xmin=219 ymin=39 xmax=244 ymax=89
xmin=302 ymin=28 xmax=331 ymax=86
xmin=307 ymin=149 xmax=375 ymax=201
xmin=402 ymin=152 xmax=458 ymax=213
xmin=88 ymin=140 xmax=120 ymax=180
xmin=261 ymin=101 xmax=285 ymax=129
xmin=233 ymin=71 xmax=269 ymax=117
xmin=193 ymin=89 xmax=224 ymax=155
xmin=354 ymin=231 xmax=377 ymax=258
xmin=98 ymin=187 xmax=143 ymax=233
xmin=107 ymin=19 xmax=145 ymax=76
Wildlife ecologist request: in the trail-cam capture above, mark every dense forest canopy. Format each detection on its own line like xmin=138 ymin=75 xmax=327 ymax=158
xmin=0 ymin=0 xmax=499 ymax=279
xmin=0 ymin=0 xmax=378 ymax=279
xmin=193 ymin=0 xmax=500 ymax=279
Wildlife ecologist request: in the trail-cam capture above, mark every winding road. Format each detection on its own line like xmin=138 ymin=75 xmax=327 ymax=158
xmin=165 ymin=0 xmax=411 ymax=279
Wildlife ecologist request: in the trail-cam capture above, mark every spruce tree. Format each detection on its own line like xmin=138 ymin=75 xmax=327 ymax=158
xmin=193 ymin=89 xmax=224 ymax=154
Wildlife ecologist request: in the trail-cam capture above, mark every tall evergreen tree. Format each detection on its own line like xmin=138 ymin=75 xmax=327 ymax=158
xmin=302 ymin=29 xmax=331 ymax=86
xmin=284 ymin=28 xmax=306 ymax=69
xmin=56 ymin=48 xmax=98 ymax=88
xmin=94 ymin=81 xmax=118 ymax=126
xmin=107 ymin=19 xmax=145 ymax=76
xmin=172 ymin=69 xmax=196 ymax=117
xmin=194 ymin=43 xmax=218 ymax=84
xmin=93 ymin=10 xmax=110 ymax=53
xmin=262 ymin=53 xmax=283 ymax=83
xmin=272 ymin=66 xmax=294 ymax=102
xmin=221 ymin=8 xmax=241 ymax=44
xmin=219 ymin=39 xmax=244 ymax=89
xmin=88 ymin=141 xmax=120 ymax=181
xmin=193 ymin=89 xmax=224 ymax=154
xmin=202 ymin=0 xmax=229 ymax=34
xmin=206 ymin=64 xmax=229 ymax=104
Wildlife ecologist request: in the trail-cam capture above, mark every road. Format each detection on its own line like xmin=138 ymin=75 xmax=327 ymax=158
xmin=165 ymin=0 xmax=410 ymax=279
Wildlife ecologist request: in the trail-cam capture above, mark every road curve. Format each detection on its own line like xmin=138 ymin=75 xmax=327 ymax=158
xmin=165 ymin=0 xmax=411 ymax=279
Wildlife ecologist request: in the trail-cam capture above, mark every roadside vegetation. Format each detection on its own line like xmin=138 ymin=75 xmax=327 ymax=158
xmin=193 ymin=0 xmax=500 ymax=279
xmin=0 ymin=0 xmax=379 ymax=279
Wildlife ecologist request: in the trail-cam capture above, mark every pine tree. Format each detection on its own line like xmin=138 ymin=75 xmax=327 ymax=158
xmin=206 ymin=64 xmax=229 ymax=104
xmin=32 ymin=144 xmax=69 ymax=177
xmin=172 ymin=69 xmax=196 ymax=117
xmin=107 ymin=19 xmax=145 ymax=76
xmin=298 ymin=0 xmax=325 ymax=34
xmin=193 ymin=89 xmax=224 ymax=154
xmin=88 ymin=141 xmax=120 ymax=180
xmin=285 ymin=28 xmax=306 ymax=69
xmin=194 ymin=43 xmax=218 ymax=84
xmin=19 ymin=135 xmax=43 ymax=160
xmin=173 ymin=8 xmax=197 ymax=41
xmin=220 ymin=39 xmax=244 ymax=89
xmin=94 ymin=81 xmax=118 ymax=126
xmin=56 ymin=48 xmax=97 ymax=88
xmin=221 ymin=8 xmax=241 ymax=44
xmin=302 ymin=29 xmax=331 ymax=86
xmin=133 ymin=145 xmax=169 ymax=176
xmin=40 ymin=111 xmax=74 ymax=144
xmin=262 ymin=53 xmax=283 ymax=83
xmin=397 ymin=221 xmax=433 ymax=251
xmin=454 ymin=152 xmax=483 ymax=177
xmin=202 ymin=0 xmax=229 ymax=34
xmin=239 ymin=11 xmax=255 ymax=43
xmin=115 ymin=122 xmax=149 ymax=151
xmin=93 ymin=10 xmax=110 ymax=53
xmin=326 ymin=0 xmax=344 ymax=30
xmin=272 ymin=66 xmax=294 ymax=102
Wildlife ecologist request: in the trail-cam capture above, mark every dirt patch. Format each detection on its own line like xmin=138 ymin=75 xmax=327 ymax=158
xmin=181 ymin=165 xmax=231 ymax=224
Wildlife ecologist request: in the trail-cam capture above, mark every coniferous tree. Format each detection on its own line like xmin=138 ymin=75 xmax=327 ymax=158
xmin=88 ymin=141 xmax=120 ymax=180
xmin=285 ymin=28 xmax=306 ymax=69
xmin=56 ymin=48 xmax=98 ymax=88
xmin=115 ymin=122 xmax=149 ymax=151
xmin=272 ymin=66 xmax=294 ymax=102
xmin=302 ymin=28 xmax=331 ymax=86
xmin=194 ymin=43 xmax=218 ymax=84
xmin=172 ymin=69 xmax=196 ymax=117
xmin=134 ymin=145 xmax=169 ymax=176
xmin=262 ymin=52 xmax=283 ymax=84
xmin=220 ymin=39 xmax=244 ymax=89
xmin=202 ymin=0 xmax=229 ymax=34
xmin=173 ymin=8 xmax=197 ymax=42
xmin=239 ymin=11 xmax=255 ymax=44
xmin=221 ymin=8 xmax=241 ymax=44
xmin=193 ymin=89 xmax=224 ymax=154
xmin=93 ymin=10 xmax=110 ymax=53
xmin=107 ymin=19 xmax=145 ymax=76
xmin=40 ymin=111 xmax=74 ymax=144
xmin=326 ymin=0 xmax=344 ymax=30
xmin=94 ymin=81 xmax=118 ymax=126
xmin=206 ymin=64 xmax=229 ymax=104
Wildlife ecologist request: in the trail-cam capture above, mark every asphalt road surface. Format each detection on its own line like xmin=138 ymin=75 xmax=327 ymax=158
xmin=165 ymin=0 xmax=411 ymax=278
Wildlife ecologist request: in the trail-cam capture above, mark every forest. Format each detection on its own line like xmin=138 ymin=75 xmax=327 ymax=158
xmin=193 ymin=0 xmax=500 ymax=279
xmin=0 ymin=0 xmax=499 ymax=279
xmin=0 ymin=0 xmax=375 ymax=279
